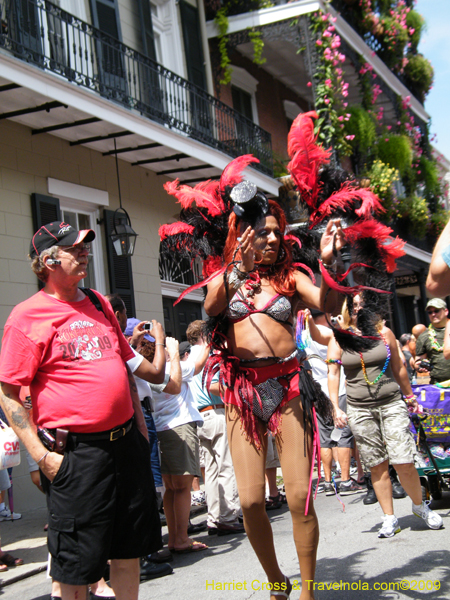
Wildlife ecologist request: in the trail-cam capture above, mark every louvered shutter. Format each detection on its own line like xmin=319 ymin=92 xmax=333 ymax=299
xmin=103 ymin=209 xmax=136 ymax=317
xmin=179 ymin=0 xmax=207 ymax=90
xmin=30 ymin=194 xmax=61 ymax=289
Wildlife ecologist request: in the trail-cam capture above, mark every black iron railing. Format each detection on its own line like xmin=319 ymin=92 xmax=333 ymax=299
xmin=0 ymin=0 xmax=273 ymax=176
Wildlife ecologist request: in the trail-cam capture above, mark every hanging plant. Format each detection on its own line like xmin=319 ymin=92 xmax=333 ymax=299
xmin=214 ymin=1 xmax=273 ymax=86
xmin=309 ymin=11 xmax=352 ymax=156
xmin=430 ymin=204 xmax=450 ymax=237
xmin=343 ymin=105 xmax=377 ymax=162
xmin=248 ymin=29 xmax=266 ymax=65
xmin=215 ymin=8 xmax=232 ymax=85
xmin=403 ymin=54 xmax=434 ymax=103
xmin=396 ymin=195 xmax=429 ymax=239
xmin=406 ymin=9 xmax=425 ymax=53
xmin=376 ymin=134 xmax=412 ymax=175
xmin=365 ymin=159 xmax=400 ymax=222
xmin=418 ymin=155 xmax=439 ymax=198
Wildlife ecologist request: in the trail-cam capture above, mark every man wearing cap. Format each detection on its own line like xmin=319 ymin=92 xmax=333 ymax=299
xmin=0 ymin=222 xmax=165 ymax=600
xmin=415 ymin=298 xmax=450 ymax=384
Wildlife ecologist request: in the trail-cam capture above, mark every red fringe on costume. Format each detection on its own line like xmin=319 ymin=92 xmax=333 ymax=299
xmin=203 ymin=353 xmax=291 ymax=450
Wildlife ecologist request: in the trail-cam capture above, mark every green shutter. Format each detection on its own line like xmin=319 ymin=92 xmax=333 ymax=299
xmin=136 ymin=0 xmax=157 ymax=61
xmin=31 ymin=193 xmax=61 ymax=231
xmin=179 ymin=0 xmax=207 ymax=90
xmin=30 ymin=194 xmax=61 ymax=289
xmin=103 ymin=209 xmax=136 ymax=317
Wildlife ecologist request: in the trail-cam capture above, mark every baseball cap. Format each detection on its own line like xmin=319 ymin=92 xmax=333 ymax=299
xmin=124 ymin=318 xmax=155 ymax=342
xmin=426 ymin=298 xmax=447 ymax=311
xmin=30 ymin=222 xmax=95 ymax=258
xmin=179 ymin=341 xmax=191 ymax=356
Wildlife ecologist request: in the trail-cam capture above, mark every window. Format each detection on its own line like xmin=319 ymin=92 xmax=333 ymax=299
xmin=48 ymin=179 xmax=109 ymax=294
xmin=231 ymin=86 xmax=253 ymax=122
xmin=61 ymin=209 xmax=97 ymax=289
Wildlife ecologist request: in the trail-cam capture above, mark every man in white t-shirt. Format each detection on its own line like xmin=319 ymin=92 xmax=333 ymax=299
xmin=152 ymin=338 xmax=209 ymax=553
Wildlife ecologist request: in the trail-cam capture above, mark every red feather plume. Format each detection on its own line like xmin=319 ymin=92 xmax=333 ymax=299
xmin=310 ymin=182 xmax=385 ymax=226
xmin=344 ymin=218 xmax=405 ymax=273
xmin=163 ymin=179 xmax=224 ymax=217
xmin=159 ymin=222 xmax=194 ymax=240
xmin=219 ymin=155 xmax=260 ymax=195
xmin=287 ymin=111 xmax=331 ymax=210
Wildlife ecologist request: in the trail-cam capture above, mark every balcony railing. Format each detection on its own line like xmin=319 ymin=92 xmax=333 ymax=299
xmin=0 ymin=0 xmax=273 ymax=176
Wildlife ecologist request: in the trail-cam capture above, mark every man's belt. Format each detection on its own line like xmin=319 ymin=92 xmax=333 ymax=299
xmin=199 ymin=404 xmax=225 ymax=413
xmin=43 ymin=417 xmax=134 ymax=448
xmin=70 ymin=418 xmax=134 ymax=442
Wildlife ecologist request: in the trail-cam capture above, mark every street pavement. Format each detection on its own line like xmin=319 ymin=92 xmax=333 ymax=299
xmin=1 ymin=486 xmax=449 ymax=599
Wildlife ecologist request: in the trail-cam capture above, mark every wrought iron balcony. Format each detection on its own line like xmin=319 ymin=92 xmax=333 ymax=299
xmin=0 ymin=0 xmax=273 ymax=176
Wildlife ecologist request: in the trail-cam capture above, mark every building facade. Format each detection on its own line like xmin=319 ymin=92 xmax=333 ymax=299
xmin=0 ymin=0 xmax=446 ymax=508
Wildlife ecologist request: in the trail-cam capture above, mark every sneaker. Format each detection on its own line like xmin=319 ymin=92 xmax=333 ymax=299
xmin=0 ymin=508 xmax=21 ymax=521
xmin=313 ymin=483 xmax=325 ymax=494
xmin=378 ymin=514 xmax=401 ymax=538
xmin=324 ymin=481 xmax=336 ymax=496
xmin=339 ymin=478 xmax=365 ymax=496
xmin=412 ymin=501 xmax=443 ymax=530
xmin=191 ymin=491 xmax=206 ymax=506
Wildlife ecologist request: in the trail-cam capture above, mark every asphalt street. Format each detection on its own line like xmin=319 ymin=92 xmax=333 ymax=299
xmin=2 ymin=486 xmax=449 ymax=600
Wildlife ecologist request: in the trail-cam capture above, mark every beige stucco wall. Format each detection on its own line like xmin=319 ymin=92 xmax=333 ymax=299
xmin=0 ymin=117 xmax=179 ymax=511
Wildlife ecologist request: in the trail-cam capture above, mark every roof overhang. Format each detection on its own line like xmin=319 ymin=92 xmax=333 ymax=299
xmin=0 ymin=50 xmax=280 ymax=196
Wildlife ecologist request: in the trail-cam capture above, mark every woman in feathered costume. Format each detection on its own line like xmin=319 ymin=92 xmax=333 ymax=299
xmin=159 ymin=111 xmax=405 ymax=600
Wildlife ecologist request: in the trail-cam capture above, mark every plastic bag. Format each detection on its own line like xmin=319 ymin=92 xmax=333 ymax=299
xmin=0 ymin=420 xmax=21 ymax=470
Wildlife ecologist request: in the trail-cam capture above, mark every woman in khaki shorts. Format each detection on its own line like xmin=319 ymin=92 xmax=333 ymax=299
xmin=327 ymin=294 xmax=443 ymax=538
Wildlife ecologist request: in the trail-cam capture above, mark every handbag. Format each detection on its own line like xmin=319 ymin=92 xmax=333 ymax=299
xmin=0 ymin=419 xmax=21 ymax=470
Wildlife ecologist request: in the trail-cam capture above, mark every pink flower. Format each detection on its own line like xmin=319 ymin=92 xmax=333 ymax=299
xmin=324 ymin=98 xmax=330 ymax=105
xmin=316 ymin=40 xmax=323 ymax=46
xmin=345 ymin=135 xmax=355 ymax=141
xmin=417 ymin=171 xmax=421 ymax=174
xmin=323 ymin=31 xmax=332 ymax=37
xmin=339 ymin=53 xmax=346 ymax=62
xmin=409 ymin=28 xmax=415 ymax=36
xmin=342 ymin=90 xmax=348 ymax=97
xmin=343 ymin=102 xmax=348 ymax=107
xmin=385 ymin=138 xmax=389 ymax=142
xmin=387 ymin=125 xmax=392 ymax=131
xmin=307 ymin=81 xmax=312 ymax=87
xmin=338 ymin=116 xmax=344 ymax=122
xmin=325 ymin=79 xmax=332 ymax=88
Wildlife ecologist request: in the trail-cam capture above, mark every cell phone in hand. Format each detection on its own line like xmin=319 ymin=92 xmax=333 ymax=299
xmin=143 ymin=322 xmax=153 ymax=331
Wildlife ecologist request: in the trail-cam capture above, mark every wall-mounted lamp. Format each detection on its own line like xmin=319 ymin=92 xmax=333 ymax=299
xmin=111 ymin=138 xmax=138 ymax=257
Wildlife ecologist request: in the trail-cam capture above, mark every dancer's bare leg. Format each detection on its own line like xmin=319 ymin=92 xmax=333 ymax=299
xmin=276 ymin=397 xmax=319 ymax=600
xmin=226 ymin=405 xmax=287 ymax=599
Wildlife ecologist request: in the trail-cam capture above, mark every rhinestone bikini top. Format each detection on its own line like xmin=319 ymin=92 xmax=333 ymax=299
xmin=226 ymin=290 xmax=292 ymax=324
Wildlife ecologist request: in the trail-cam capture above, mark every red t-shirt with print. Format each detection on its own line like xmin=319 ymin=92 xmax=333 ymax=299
xmin=0 ymin=289 xmax=134 ymax=433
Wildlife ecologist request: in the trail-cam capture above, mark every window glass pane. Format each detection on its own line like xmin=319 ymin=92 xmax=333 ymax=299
xmin=61 ymin=210 xmax=96 ymax=289
xmin=62 ymin=210 xmax=77 ymax=228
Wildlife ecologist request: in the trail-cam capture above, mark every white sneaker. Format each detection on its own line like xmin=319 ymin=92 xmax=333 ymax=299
xmin=0 ymin=508 xmax=21 ymax=521
xmin=191 ymin=491 xmax=206 ymax=506
xmin=378 ymin=514 xmax=401 ymax=538
xmin=412 ymin=501 xmax=443 ymax=530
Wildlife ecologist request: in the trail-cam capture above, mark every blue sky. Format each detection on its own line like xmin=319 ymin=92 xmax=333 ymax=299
xmin=416 ymin=0 xmax=450 ymax=160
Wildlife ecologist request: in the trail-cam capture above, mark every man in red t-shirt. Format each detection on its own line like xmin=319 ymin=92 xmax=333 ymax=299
xmin=0 ymin=222 xmax=165 ymax=600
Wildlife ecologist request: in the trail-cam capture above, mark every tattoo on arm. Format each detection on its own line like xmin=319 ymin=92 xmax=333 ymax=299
xmin=1 ymin=394 xmax=32 ymax=430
